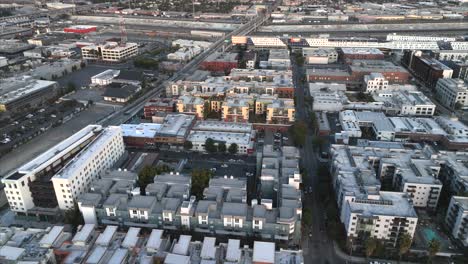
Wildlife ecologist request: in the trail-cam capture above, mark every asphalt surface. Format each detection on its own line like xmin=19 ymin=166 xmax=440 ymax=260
xmin=292 ymin=56 xmax=348 ymax=264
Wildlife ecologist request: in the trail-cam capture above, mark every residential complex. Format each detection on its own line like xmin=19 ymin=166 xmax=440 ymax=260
xmin=446 ymin=196 xmax=468 ymax=247
xmin=435 ymin=78 xmax=468 ymax=110
xmin=2 ymin=125 xmax=125 ymax=217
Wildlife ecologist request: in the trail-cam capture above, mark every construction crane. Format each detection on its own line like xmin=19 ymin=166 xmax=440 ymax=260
xmin=119 ymin=15 xmax=127 ymax=46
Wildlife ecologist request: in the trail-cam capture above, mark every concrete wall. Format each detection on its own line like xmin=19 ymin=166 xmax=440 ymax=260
xmin=259 ymin=22 xmax=468 ymax=33
xmin=72 ymin=15 xmax=239 ymax=31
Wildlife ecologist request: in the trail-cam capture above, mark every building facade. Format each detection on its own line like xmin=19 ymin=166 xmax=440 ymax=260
xmin=435 ymin=78 xmax=468 ymax=110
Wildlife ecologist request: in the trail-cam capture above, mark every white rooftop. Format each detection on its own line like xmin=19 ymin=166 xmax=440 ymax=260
xmin=0 ymin=75 xmax=57 ymax=105
xmin=53 ymin=126 xmax=121 ymax=179
xmin=226 ymin=239 xmax=241 ymax=262
xmin=200 ymin=237 xmax=216 ymax=260
xmin=122 ymin=227 xmax=140 ymax=248
xmin=39 ymin=226 xmax=64 ymax=248
xmin=253 ymin=241 xmax=275 ymax=264
xmin=86 ymin=246 xmax=107 ymax=264
xmin=121 ymin=123 xmax=162 ymax=138
xmin=172 ymin=235 xmax=191 ymax=255
xmin=72 ymin=224 xmax=95 ymax=245
xmin=0 ymin=245 xmax=25 ymax=260
xmin=146 ymin=229 xmax=163 ymax=250
xmin=95 ymin=225 xmax=117 ymax=247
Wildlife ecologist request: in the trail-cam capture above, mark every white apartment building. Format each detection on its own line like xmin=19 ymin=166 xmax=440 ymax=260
xmin=445 ymin=196 xmax=468 ymax=247
xmin=343 ymin=192 xmax=418 ymax=245
xmin=2 ymin=125 xmax=125 ymax=215
xmin=364 ymin=73 xmax=389 ymax=93
xmin=52 ymin=126 xmax=125 ymax=210
xmin=450 ymin=42 xmax=468 ymax=51
xmin=91 ymin=69 xmax=120 ymax=86
xmin=435 ymin=78 xmax=468 ymax=110
xmin=187 ymin=131 xmax=254 ymax=154
xmin=81 ymin=42 xmax=138 ymax=62
xmin=374 ymin=90 xmax=436 ymax=116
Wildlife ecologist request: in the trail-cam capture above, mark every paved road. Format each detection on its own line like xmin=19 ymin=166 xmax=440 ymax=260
xmin=291 ymin=56 xmax=349 ymax=264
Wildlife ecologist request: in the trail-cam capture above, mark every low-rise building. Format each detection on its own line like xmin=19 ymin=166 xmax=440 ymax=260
xmin=302 ymin=47 xmax=338 ymax=64
xmin=373 ymin=90 xmax=436 ymax=116
xmin=0 ymin=75 xmax=58 ymax=113
xmin=435 ymin=78 xmax=468 ymax=110
xmin=340 ymin=47 xmax=385 ymax=61
xmin=102 ymin=83 xmax=141 ymax=104
xmin=266 ymin=49 xmax=291 ymax=69
xmin=120 ymin=114 xmax=196 ymax=147
xmin=364 ymin=73 xmax=389 ymax=93
xmin=143 ymin=98 xmax=177 ymax=119
xmin=201 ymin=52 xmax=238 ymax=73
xmin=309 ymin=82 xmax=348 ymax=112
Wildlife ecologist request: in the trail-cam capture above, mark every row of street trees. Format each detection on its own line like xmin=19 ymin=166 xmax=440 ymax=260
xmin=204 ymin=138 xmax=238 ymax=154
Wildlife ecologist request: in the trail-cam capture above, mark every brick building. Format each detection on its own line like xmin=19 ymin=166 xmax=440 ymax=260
xmin=143 ymin=98 xmax=177 ymax=119
xmin=201 ymin=52 xmax=238 ymax=74
xmin=402 ymin=50 xmax=453 ymax=88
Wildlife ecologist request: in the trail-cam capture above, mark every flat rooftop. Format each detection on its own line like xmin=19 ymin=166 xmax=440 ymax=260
xmin=0 ymin=75 xmax=57 ymax=105
xmin=4 ymin=125 xmax=102 ymax=180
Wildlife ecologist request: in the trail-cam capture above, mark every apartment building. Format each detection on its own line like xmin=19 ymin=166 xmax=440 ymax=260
xmin=176 ymin=95 xmax=205 ymax=119
xmin=77 ymin=162 xmax=301 ymax=244
xmin=330 ymin=144 xmax=423 ymax=245
xmin=445 ymin=196 xmax=468 ymax=247
xmin=222 ymin=99 xmax=250 ymax=123
xmin=2 ymin=125 xmax=125 ymax=217
xmin=373 ymin=90 xmax=436 ymax=116
xmin=402 ymin=50 xmax=453 ymax=88
xmin=266 ymin=99 xmax=295 ymax=124
xmin=364 ymin=73 xmax=389 ymax=93
xmin=435 ymin=78 xmax=468 ymax=110
xmin=81 ymin=42 xmax=138 ymax=62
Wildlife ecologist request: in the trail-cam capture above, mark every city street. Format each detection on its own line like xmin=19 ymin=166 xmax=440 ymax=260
xmin=291 ymin=55 xmax=346 ymax=264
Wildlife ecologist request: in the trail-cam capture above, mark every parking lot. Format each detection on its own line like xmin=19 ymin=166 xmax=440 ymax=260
xmin=0 ymin=104 xmax=115 ymax=177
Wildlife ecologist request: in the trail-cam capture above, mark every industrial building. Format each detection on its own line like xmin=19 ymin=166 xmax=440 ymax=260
xmin=0 ymin=76 xmax=58 ymax=114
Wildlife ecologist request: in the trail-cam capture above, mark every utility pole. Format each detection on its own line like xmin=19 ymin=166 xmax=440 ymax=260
xmin=119 ymin=15 xmax=127 ymax=46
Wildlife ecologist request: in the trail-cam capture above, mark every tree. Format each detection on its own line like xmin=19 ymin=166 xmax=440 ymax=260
xmin=63 ymin=202 xmax=84 ymax=234
xmin=66 ymin=82 xmax=76 ymax=93
xmin=365 ymin=237 xmax=378 ymax=258
xmin=191 ymin=169 xmax=213 ymax=199
xmin=204 ymin=138 xmax=217 ymax=153
xmin=398 ymin=233 xmax=413 ymax=260
xmin=290 ymin=121 xmax=308 ymax=147
xmin=138 ymin=165 xmax=170 ymax=194
xmin=228 ymin=143 xmax=238 ymax=155
xmin=138 ymin=165 xmax=157 ymax=192
xmin=428 ymin=239 xmax=441 ymax=260
xmin=302 ymin=208 xmax=312 ymax=226
xmin=454 ymin=101 xmax=463 ymax=111
xmin=183 ymin=140 xmax=193 ymax=150
xmin=217 ymin=142 xmax=227 ymax=153
xmin=203 ymin=101 xmax=211 ymax=119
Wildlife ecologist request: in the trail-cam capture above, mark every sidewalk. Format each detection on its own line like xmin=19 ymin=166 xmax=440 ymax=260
xmin=333 ymin=241 xmax=419 ymax=264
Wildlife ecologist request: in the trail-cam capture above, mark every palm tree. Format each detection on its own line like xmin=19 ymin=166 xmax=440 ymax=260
xmin=427 ymin=239 xmax=441 ymax=262
xmin=398 ymin=233 xmax=413 ymax=261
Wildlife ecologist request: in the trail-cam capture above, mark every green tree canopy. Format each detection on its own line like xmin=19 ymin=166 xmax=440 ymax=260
xmin=428 ymin=239 xmax=441 ymax=259
xmin=365 ymin=237 xmax=378 ymax=258
xmin=204 ymin=138 xmax=217 ymax=153
xmin=398 ymin=233 xmax=413 ymax=259
xmin=64 ymin=201 xmax=84 ymax=234
xmin=191 ymin=169 xmax=213 ymax=199
xmin=217 ymin=142 xmax=227 ymax=153
xmin=228 ymin=143 xmax=238 ymax=154
xmin=183 ymin=140 xmax=193 ymax=150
